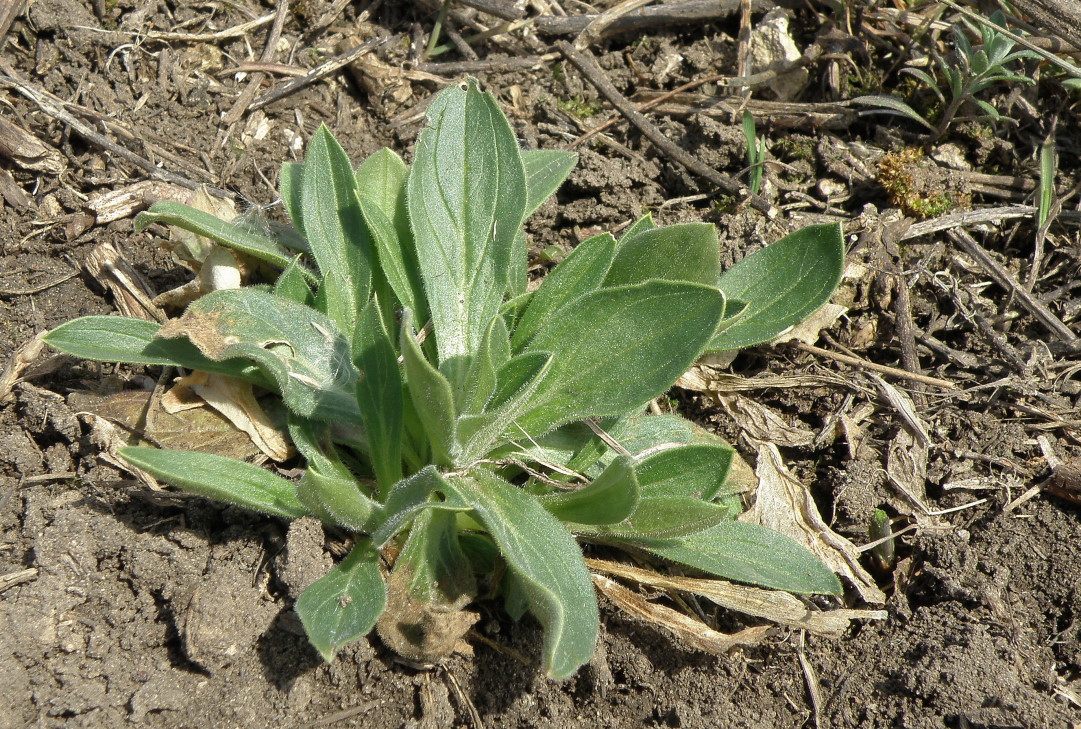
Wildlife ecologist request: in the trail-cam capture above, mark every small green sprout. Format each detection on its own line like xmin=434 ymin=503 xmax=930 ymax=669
xmin=741 ymin=110 xmax=765 ymax=196
xmin=45 ymin=80 xmax=846 ymax=679
xmin=853 ymin=10 xmax=1038 ymax=141
xmin=868 ymin=508 xmax=896 ymax=571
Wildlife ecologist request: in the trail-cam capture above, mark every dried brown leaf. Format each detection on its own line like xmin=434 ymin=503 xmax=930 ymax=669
xmin=0 ymin=332 xmax=46 ymax=403
xmin=69 ymin=389 xmax=264 ymax=462
xmin=588 ymin=559 xmax=886 ymax=636
xmin=770 ymin=303 xmax=847 ymax=346
xmin=885 ymin=429 xmax=940 ymax=524
xmin=83 ymin=242 xmax=166 ymax=323
xmin=867 ymin=373 xmax=931 ymax=447
xmin=592 ymin=574 xmax=773 ymax=654
xmin=742 ymin=442 xmax=886 ymax=603
xmin=717 ymin=393 xmax=815 ymax=447
xmin=186 ymin=371 xmax=293 ymax=461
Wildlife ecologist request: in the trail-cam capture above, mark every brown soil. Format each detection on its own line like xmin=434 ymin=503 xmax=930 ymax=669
xmin=2 ymin=1 xmax=1081 ymax=727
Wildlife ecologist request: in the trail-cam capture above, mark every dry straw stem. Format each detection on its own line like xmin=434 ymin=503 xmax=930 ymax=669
xmin=249 ymin=35 xmax=399 ymax=111
xmin=588 ymin=559 xmax=885 ymax=636
xmin=947 ymin=228 xmax=1077 ymax=344
xmin=591 ymin=574 xmax=774 ymax=654
xmin=794 ymin=342 xmax=956 ymax=390
xmin=143 ymin=12 xmax=276 ymax=42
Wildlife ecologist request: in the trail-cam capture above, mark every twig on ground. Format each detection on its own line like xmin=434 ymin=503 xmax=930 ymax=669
xmin=249 ymin=35 xmax=399 ymax=111
xmin=536 ymin=0 xmax=757 ymax=37
xmin=0 ymin=272 xmax=78 ymax=296
xmin=574 ymin=0 xmax=655 ymax=50
xmin=881 ymin=219 xmax=928 ymax=407
xmin=557 ymin=42 xmax=777 ymax=216
xmin=306 ymin=0 xmax=367 ymax=37
xmin=570 ymin=49 xmax=819 ymax=147
xmin=947 ymin=228 xmax=1078 ymax=344
xmin=145 ymin=12 xmax=276 ymax=42
xmin=792 ymin=342 xmax=957 ymax=390
xmin=902 ymin=205 xmax=1038 ymax=240
xmin=221 ymin=0 xmax=291 ymax=127
xmin=0 ymin=0 xmax=26 ymax=54
xmin=796 ymin=632 xmax=823 ymax=729
xmin=455 ymin=0 xmax=525 ymax=21
xmin=416 ymin=53 xmax=559 ymax=75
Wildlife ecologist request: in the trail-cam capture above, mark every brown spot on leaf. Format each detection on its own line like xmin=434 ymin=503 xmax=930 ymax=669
xmin=157 ymin=309 xmax=232 ymax=360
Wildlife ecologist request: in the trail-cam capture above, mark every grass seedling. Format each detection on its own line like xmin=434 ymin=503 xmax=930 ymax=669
xmin=853 ymin=10 xmax=1038 ymax=142
xmin=741 ymin=110 xmax=765 ymax=196
xmin=45 ymin=79 xmax=846 ymax=679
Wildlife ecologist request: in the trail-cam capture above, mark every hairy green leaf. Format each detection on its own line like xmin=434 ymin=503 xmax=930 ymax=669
xmin=120 ymin=446 xmax=307 ymax=518
xmin=401 ymin=315 xmax=457 ymax=466
xmin=512 ymin=232 xmax=616 ymax=351
xmin=297 ymin=541 xmax=387 ymax=661
xmin=407 ymin=79 xmax=527 ymax=372
xmin=537 ymin=455 xmax=638 ymax=524
xmin=617 ymin=212 xmax=655 ymax=244
xmin=456 ymin=351 xmax=553 ymax=463
xmin=635 ymin=444 xmax=734 ymax=501
xmin=710 ymin=223 xmax=844 ymax=351
xmin=390 ymin=509 xmax=476 ymax=606
xmin=641 ymin=521 xmax=842 ymax=595
xmin=155 ymin=289 xmax=362 ymax=424
xmin=300 ymin=125 xmax=373 ymax=332
xmin=522 ymin=149 xmax=577 ymax=216
xmin=354 ymin=300 xmax=404 ymax=495
xmin=354 ymin=149 xmax=420 ymax=317
xmin=604 ymin=223 xmax=720 ymax=288
xmin=274 ymin=257 xmax=316 ymax=306
xmin=580 ymin=496 xmax=731 ymax=540
xmin=453 ymin=471 xmax=598 ymax=680
xmin=372 ymin=466 xmax=472 ymax=547
xmin=135 ymin=201 xmax=316 ymax=282
xmin=519 ymin=280 xmax=725 ymax=436
xmin=44 ymin=316 xmax=268 ymax=385
xmin=851 ymin=96 xmax=936 ymax=132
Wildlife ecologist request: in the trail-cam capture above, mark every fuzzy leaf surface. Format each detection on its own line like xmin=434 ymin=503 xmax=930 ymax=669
xmin=406 ymin=80 xmax=527 ymax=369
xmin=453 ymin=470 xmax=598 ymax=679
xmin=579 ymin=496 xmax=731 ymax=540
xmin=456 ymin=351 xmax=552 ymax=462
xmin=522 ymin=149 xmax=577 ymax=215
xmin=135 ymin=202 xmax=316 ymax=282
xmin=300 ymin=125 xmax=373 ymax=331
xmin=710 ymin=223 xmax=844 ymax=351
xmin=635 ymin=444 xmax=734 ymax=501
xmin=537 ymin=455 xmax=638 ymax=524
xmin=44 ymin=317 xmax=268 ymax=385
xmin=354 ymin=301 xmax=404 ymax=493
xmin=512 ymin=232 xmax=615 ymax=351
xmin=519 ymin=280 xmax=725 ymax=436
xmin=640 ymin=521 xmax=842 ymax=595
xmin=155 ymin=289 xmax=362 ymax=424
xmin=120 ymin=446 xmax=307 ymax=518
xmin=296 ymin=541 xmax=387 ymax=662
xmin=401 ymin=316 xmax=457 ymax=465
xmin=355 ymin=148 xmax=421 ymax=318
xmin=603 ymin=223 xmax=720 ymax=288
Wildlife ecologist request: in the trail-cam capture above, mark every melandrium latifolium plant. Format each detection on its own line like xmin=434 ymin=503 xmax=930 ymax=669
xmin=45 ymin=80 xmax=846 ymax=679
